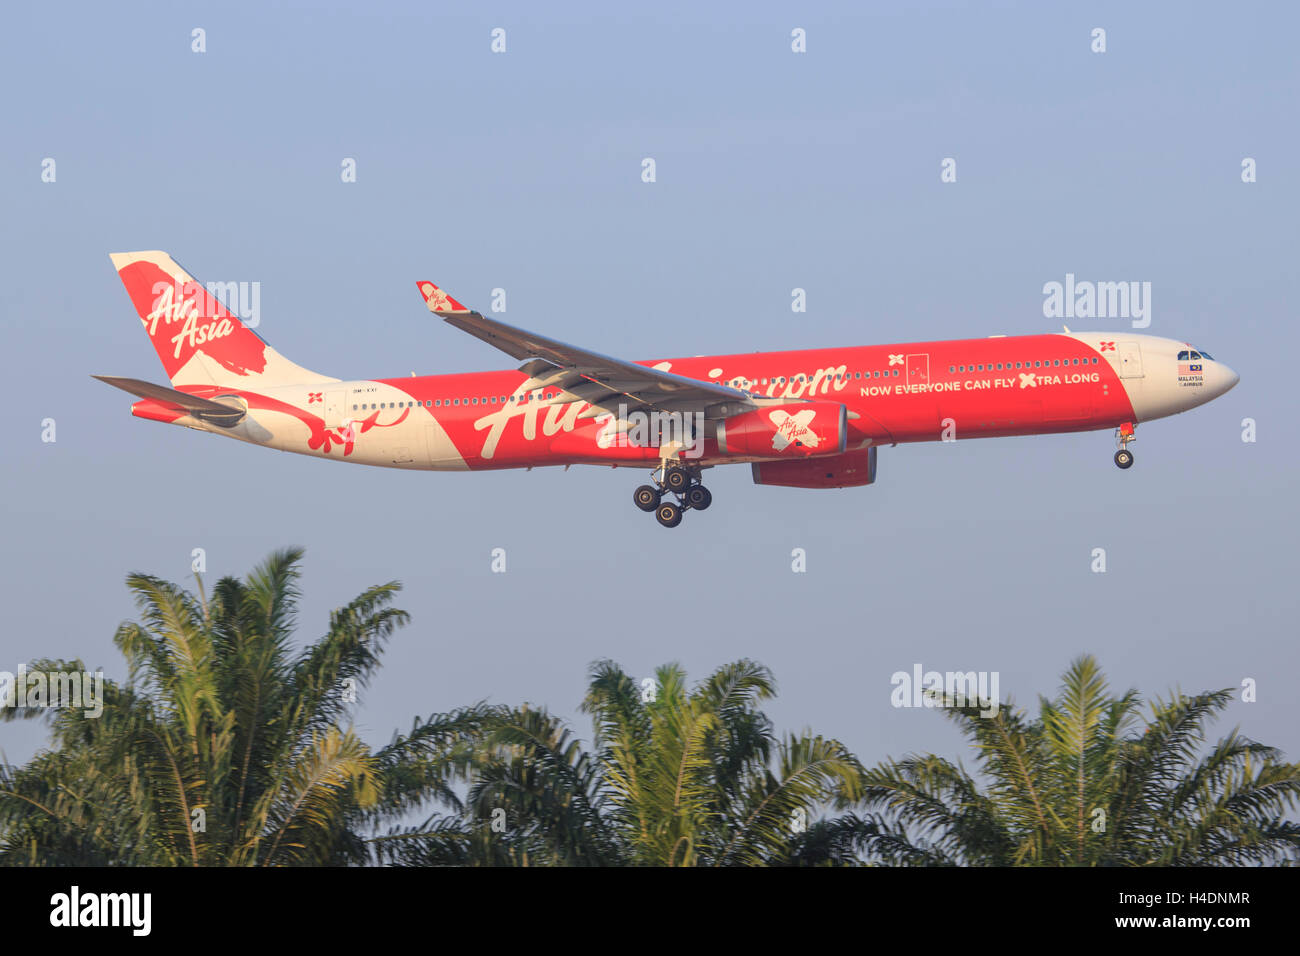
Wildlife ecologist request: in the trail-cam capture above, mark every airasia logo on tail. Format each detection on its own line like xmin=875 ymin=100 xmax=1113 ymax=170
xmin=769 ymin=409 xmax=819 ymax=451
xmin=146 ymin=281 xmax=236 ymax=360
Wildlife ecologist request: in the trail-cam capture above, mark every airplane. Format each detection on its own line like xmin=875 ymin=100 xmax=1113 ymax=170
xmin=97 ymin=251 xmax=1240 ymax=529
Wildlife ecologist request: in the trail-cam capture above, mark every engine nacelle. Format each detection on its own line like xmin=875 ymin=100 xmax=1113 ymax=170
xmin=715 ymin=402 xmax=847 ymax=458
xmin=751 ymin=446 xmax=877 ymax=488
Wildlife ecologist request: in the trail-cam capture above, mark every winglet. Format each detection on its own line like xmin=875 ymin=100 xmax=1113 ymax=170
xmin=416 ymin=281 xmax=472 ymax=316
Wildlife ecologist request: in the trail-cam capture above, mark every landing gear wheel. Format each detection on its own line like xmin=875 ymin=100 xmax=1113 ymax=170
xmin=655 ymin=502 xmax=683 ymax=528
xmin=664 ymin=467 xmax=691 ymax=493
xmin=1114 ymin=449 xmax=1134 ymax=469
xmin=686 ymin=485 xmax=712 ymax=511
xmin=633 ymin=485 xmax=661 ymax=512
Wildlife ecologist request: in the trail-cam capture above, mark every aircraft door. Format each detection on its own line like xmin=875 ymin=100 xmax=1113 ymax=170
xmin=324 ymin=390 xmax=346 ymax=427
xmin=904 ymin=353 xmax=938 ymax=436
xmin=906 ymin=354 xmax=930 ymax=387
xmin=1118 ymin=341 xmax=1144 ymax=379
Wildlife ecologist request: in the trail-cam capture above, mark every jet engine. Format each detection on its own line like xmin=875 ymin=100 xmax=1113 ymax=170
xmin=715 ymin=402 xmax=847 ymax=458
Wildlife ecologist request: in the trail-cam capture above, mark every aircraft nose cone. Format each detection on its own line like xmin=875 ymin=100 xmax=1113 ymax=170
xmin=1215 ymin=362 xmax=1240 ymax=396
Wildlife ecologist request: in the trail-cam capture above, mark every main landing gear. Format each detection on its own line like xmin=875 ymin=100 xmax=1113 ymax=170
xmin=1114 ymin=422 xmax=1136 ymax=469
xmin=633 ymin=462 xmax=711 ymax=529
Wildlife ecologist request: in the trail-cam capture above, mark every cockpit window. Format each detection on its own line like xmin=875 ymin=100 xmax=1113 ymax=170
xmin=1196 ymin=349 xmax=1213 ymax=360
xmin=1182 ymin=347 xmax=1215 ymax=361
xmin=1177 ymin=350 xmax=1190 ymax=360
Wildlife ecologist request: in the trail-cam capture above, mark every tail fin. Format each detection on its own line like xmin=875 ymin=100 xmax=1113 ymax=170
xmin=110 ymin=251 xmax=335 ymax=387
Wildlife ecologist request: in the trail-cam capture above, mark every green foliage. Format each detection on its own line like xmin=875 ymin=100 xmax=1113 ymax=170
xmin=0 ymin=548 xmax=435 ymax=866
xmin=379 ymin=659 xmax=863 ymax=866
xmin=3 ymin=554 xmax=1296 ymax=868
xmin=855 ymin=656 xmax=1300 ymax=865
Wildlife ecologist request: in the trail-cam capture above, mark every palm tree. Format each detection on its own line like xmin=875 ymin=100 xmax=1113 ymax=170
xmin=12 ymin=557 xmax=1294 ymax=870
xmin=374 ymin=659 xmax=864 ymax=866
xmin=851 ymin=655 xmax=1300 ymax=865
xmin=0 ymin=548 xmax=481 ymax=866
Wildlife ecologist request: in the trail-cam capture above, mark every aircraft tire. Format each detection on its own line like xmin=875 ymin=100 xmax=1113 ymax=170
xmin=655 ymin=502 xmax=683 ymax=528
xmin=634 ymin=485 xmax=661 ymax=511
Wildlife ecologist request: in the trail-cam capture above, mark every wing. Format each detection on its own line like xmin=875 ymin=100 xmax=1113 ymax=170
xmin=415 ymin=281 xmax=757 ymax=417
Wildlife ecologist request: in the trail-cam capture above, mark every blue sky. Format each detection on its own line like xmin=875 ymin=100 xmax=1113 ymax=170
xmin=2 ymin=1 xmax=1296 ymax=779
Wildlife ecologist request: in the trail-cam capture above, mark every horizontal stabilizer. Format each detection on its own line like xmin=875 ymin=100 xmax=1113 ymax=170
xmin=92 ymin=375 xmax=246 ymax=425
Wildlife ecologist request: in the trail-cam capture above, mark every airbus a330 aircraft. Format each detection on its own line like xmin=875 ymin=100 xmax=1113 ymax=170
xmin=98 ymin=251 xmax=1239 ymax=528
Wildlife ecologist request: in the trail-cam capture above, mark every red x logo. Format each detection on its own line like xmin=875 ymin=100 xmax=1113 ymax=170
xmin=308 ymin=392 xmax=323 ymax=404
xmin=1098 ymin=341 xmax=1116 ymax=352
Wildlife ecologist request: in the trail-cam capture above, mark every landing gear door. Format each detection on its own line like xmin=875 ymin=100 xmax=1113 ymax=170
xmin=1118 ymin=341 xmax=1144 ymax=379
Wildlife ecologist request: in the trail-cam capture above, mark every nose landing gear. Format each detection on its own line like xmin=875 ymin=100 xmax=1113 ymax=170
xmin=634 ymin=462 xmax=710 ymax=528
xmin=1114 ymin=423 xmax=1136 ymax=469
